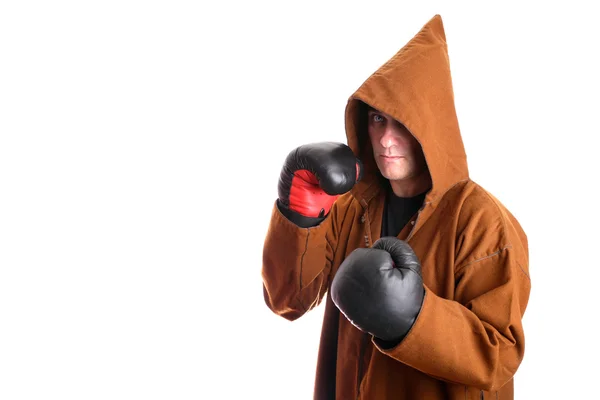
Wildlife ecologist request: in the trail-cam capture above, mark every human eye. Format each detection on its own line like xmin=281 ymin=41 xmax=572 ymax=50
xmin=372 ymin=114 xmax=384 ymax=123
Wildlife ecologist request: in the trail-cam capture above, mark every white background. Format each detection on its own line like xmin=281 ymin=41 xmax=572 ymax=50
xmin=1 ymin=1 xmax=598 ymax=399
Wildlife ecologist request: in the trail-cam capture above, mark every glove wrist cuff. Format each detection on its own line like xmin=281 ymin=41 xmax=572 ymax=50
xmin=277 ymin=199 xmax=325 ymax=228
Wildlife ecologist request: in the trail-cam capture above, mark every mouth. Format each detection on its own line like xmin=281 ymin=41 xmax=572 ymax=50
xmin=380 ymin=155 xmax=403 ymax=160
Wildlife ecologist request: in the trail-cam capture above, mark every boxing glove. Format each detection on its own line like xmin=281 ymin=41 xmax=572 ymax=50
xmin=330 ymin=236 xmax=425 ymax=345
xmin=277 ymin=142 xmax=362 ymax=227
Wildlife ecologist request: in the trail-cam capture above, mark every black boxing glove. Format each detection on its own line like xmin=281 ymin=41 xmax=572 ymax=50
xmin=330 ymin=237 xmax=425 ymax=346
xmin=277 ymin=142 xmax=362 ymax=227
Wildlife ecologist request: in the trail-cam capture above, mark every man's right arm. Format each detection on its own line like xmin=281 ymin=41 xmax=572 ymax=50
xmin=261 ymin=199 xmax=342 ymax=321
xmin=261 ymin=142 xmax=361 ymax=321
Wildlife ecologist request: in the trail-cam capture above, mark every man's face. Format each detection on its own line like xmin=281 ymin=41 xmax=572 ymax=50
xmin=367 ymin=108 xmax=428 ymax=182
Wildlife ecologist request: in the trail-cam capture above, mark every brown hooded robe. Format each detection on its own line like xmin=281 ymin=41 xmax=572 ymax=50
xmin=262 ymin=14 xmax=530 ymax=400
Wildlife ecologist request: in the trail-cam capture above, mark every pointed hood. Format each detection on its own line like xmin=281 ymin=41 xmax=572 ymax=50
xmin=346 ymin=14 xmax=469 ymax=206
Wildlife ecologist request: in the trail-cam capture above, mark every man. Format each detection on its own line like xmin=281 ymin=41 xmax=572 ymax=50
xmin=261 ymin=14 xmax=530 ymax=400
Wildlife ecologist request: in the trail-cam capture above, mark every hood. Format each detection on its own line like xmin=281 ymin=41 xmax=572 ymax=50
xmin=346 ymin=14 xmax=469 ymax=206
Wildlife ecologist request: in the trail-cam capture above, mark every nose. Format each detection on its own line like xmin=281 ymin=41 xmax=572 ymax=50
xmin=379 ymin=124 xmax=398 ymax=148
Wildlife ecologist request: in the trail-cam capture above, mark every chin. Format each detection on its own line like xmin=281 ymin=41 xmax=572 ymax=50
xmin=380 ymin=167 xmax=410 ymax=181
xmin=387 ymin=174 xmax=410 ymax=182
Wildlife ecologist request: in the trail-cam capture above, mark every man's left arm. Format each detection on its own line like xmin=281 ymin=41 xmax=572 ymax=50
xmin=373 ymin=245 xmax=531 ymax=391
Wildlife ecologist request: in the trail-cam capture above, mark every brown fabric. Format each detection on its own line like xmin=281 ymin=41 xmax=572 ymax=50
xmin=262 ymin=14 xmax=530 ymax=400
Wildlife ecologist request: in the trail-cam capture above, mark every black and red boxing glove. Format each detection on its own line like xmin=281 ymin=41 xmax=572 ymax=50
xmin=277 ymin=142 xmax=362 ymax=227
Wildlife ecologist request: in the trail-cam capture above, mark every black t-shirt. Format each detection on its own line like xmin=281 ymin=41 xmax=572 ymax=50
xmin=381 ymin=184 xmax=427 ymax=237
